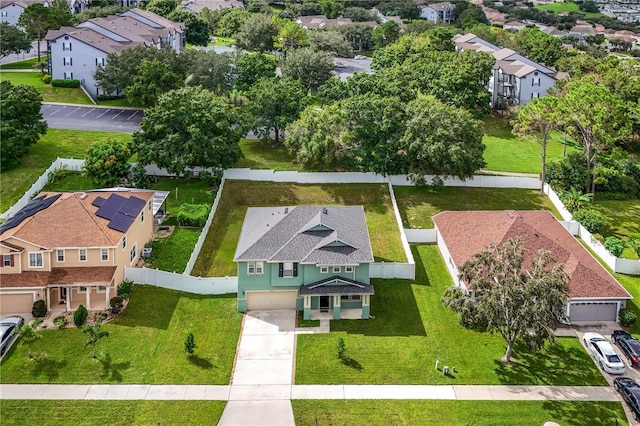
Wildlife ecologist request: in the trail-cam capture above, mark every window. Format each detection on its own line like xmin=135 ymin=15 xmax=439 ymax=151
xmin=95 ymin=57 xmax=105 ymax=66
xmin=29 ymin=252 xmax=43 ymax=268
xmin=79 ymin=248 xmax=87 ymax=262
xmin=148 ymin=200 xmax=152 ymax=211
xmin=57 ymin=249 xmax=64 ymax=262
xmin=1 ymin=11 xmax=7 ymax=16
xmin=247 ymin=261 xmax=264 ymax=275
xmin=97 ymin=285 xmax=107 ymax=293
xmin=141 ymin=210 xmax=144 ymax=223
xmin=2 ymin=254 xmax=12 ymax=267
xmin=531 ymin=92 xmax=540 ymax=100
xmin=77 ymin=286 xmax=87 ymax=294
xmin=279 ymin=262 xmax=297 ymax=277
xmin=63 ymin=57 xmax=72 ymax=66
xmin=320 ymin=266 xmax=328 ymax=273
xmin=62 ymin=42 xmax=72 ymax=51
xmin=101 ymin=248 xmax=109 ymax=261
xmin=122 ymin=236 xmax=127 ymax=249
xmin=63 ymin=72 xmax=73 ymax=80
xmin=532 ymin=77 xmax=541 ymax=87
xmin=345 ymin=266 xmax=353 ymax=273
xmin=332 ymin=266 xmax=341 ymax=273
xmin=340 ymin=295 xmax=361 ymax=301
xmin=130 ymin=245 xmax=137 ymax=263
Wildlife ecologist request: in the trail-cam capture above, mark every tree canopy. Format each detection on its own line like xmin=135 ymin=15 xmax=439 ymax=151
xmin=84 ymin=138 xmax=132 ymax=186
xmin=280 ymin=47 xmax=334 ymax=91
xmin=0 ymin=23 xmax=32 ymax=59
xmin=18 ymin=3 xmax=50 ymax=61
xmin=235 ymin=14 xmax=278 ymax=52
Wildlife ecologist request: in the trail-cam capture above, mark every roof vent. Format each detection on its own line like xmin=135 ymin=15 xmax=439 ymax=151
xmin=322 ymin=207 xmax=328 ymax=215
xmin=79 ymin=193 xmax=87 ymax=200
xmin=284 ymin=207 xmax=289 ymax=214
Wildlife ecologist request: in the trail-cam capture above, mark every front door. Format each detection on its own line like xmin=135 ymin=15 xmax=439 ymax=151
xmin=320 ymin=296 xmax=330 ymax=312
xmin=59 ymin=287 xmax=67 ymax=304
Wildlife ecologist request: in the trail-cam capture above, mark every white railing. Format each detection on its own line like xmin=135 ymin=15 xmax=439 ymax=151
xmin=370 ymin=262 xmax=415 ymax=279
xmin=405 ymin=229 xmax=438 ymax=244
xmin=124 ymin=266 xmax=237 ymax=294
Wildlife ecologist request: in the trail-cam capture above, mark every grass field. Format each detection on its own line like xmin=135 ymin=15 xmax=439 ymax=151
xmin=295 ymin=245 xmax=607 ymax=386
xmin=394 ymin=186 xmax=561 ymax=228
xmin=0 ymin=57 xmax=47 ymax=69
xmin=0 ymin=72 xmax=92 ymax=104
xmin=0 ymin=129 xmax=132 ymax=213
xmin=191 ymin=181 xmax=407 ymax=277
xmin=594 ymin=199 xmax=640 ymax=260
xmin=292 ymin=400 xmax=628 ymax=426
xmin=0 ymin=285 xmax=241 ymax=384
xmin=1 ymin=400 xmax=226 ymax=425
xmin=535 ymin=2 xmax=580 ymax=13
xmin=237 ymin=139 xmax=302 ymax=171
xmin=144 ymin=227 xmax=200 ymax=273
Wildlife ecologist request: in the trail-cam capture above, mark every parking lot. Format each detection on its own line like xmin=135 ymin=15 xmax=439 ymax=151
xmin=41 ymin=104 xmax=143 ymax=133
xmin=333 ymin=56 xmax=373 ymax=81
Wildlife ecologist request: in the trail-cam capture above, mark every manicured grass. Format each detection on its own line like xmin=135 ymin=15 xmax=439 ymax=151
xmin=536 ymin=2 xmax=580 ymax=13
xmin=292 ymin=400 xmax=628 ymax=426
xmin=295 ymin=245 xmax=607 ymax=385
xmin=394 ymin=186 xmax=561 ymax=228
xmin=0 ymin=285 xmax=242 ymax=384
xmin=1 ymin=400 xmax=226 ymax=425
xmin=191 ymin=181 xmax=407 ymax=277
xmin=236 ymin=139 xmax=302 ymax=171
xmin=149 ymin=177 xmax=214 ymax=221
xmin=0 ymin=71 xmax=92 ymax=104
xmin=297 ymin=311 xmax=320 ymax=328
xmin=211 ymin=36 xmax=235 ymax=46
xmin=483 ymin=116 xmax=579 ymax=174
xmin=0 ymin=56 xmax=47 ymax=69
xmin=594 ymin=199 xmax=640 ymax=260
xmin=144 ymin=227 xmax=200 ymax=273
xmin=98 ymin=97 xmax=137 ymax=107
xmin=0 ymin=129 xmax=132 ymax=213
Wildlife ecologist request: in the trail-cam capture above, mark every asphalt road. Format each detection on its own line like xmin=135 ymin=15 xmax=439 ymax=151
xmin=41 ymin=103 xmax=144 ymax=133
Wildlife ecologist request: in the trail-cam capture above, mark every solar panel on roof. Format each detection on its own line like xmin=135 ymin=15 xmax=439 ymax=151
xmin=92 ymin=197 xmax=106 ymax=207
xmin=108 ymin=214 xmax=134 ymax=232
xmin=95 ymin=194 xmax=127 ymax=220
xmin=120 ymin=197 xmax=146 ymax=217
xmin=0 ymin=194 xmax=61 ymax=234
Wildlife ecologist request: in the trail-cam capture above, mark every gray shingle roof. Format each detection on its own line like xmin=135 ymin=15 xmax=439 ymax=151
xmin=234 ymin=206 xmax=374 ymax=265
xmin=298 ymin=276 xmax=374 ymax=296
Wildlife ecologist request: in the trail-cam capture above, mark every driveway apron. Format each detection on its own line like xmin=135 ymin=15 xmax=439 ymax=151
xmin=218 ymin=310 xmax=296 ymax=426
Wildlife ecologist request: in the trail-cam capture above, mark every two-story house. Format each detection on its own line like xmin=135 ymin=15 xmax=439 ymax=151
xmin=233 ymin=206 xmax=375 ymax=320
xmin=45 ymin=8 xmax=184 ymax=98
xmin=420 ymin=2 xmax=454 ymax=24
xmin=0 ymin=189 xmax=165 ymax=315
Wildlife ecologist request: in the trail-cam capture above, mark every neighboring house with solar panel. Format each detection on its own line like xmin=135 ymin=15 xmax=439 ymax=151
xmin=233 ymin=206 xmax=375 ymax=320
xmin=0 ymin=189 xmax=166 ymax=315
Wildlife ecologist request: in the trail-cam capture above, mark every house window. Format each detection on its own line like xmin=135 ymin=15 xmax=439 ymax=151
xmin=57 ymin=249 xmax=65 ymax=262
xmin=62 ymin=42 xmax=72 ymax=51
xmin=130 ymin=245 xmax=137 ymax=263
xmin=340 ymin=295 xmax=361 ymax=301
xmin=532 ymin=77 xmax=541 ymax=87
xmin=29 ymin=252 xmax=43 ymax=268
xmin=77 ymin=286 xmax=87 ymax=294
xmin=97 ymin=285 xmax=107 ymax=293
xmin=2 ymin=254 xmax=13 ymax=267
xmin=79 ymin=248 xmax=87 ymax=262
xmin=141 ymin=210 xmax=144 ymax=223
xmin=332 ymin=266 xmax=341 ymax=273
xmin=1 ymin=11 xmax=7 ymax=16
xmin=531 ymin=92 xmax=540 ymax=100
xmin=95 ymin=57 xmax=105 ymax=66
xmin=320 ymin=266 xmax=329 ymax=273
xmin=63 ymin=57 xmax=72 ymax=66
xmin=345 ymin=266 xmax=354 ymax=273
xmin=63 ymin=72 xmax=73 ymax=80
xmin=148 ymin=200 xmax=152 ymax=211
xmin=101 ymin=248 xmax=108 ymax=261
xmin=247 ymin=261 xmax=264 ymax=275
xmin=279 ymin=262 xmax=297 ymax=277
xmin=122 ymin=236 xmax=127 ymax=249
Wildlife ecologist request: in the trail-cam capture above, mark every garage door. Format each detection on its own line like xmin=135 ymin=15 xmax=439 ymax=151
xmin=570 ymin=302 xmax=618 ymax=322
xmin=247 ymin=291 xmax=297 ymax=311
xmin=0 ymin=293 xmax=35 ymax=315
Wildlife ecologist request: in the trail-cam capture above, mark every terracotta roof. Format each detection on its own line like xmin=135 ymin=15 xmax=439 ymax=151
xmin=433 ymin=210 xmax=631 ymax=299
xmin=0 ymin=266 xmax=116 ymax=288
xmin=1 ymin=190 xmax=154 ymax=249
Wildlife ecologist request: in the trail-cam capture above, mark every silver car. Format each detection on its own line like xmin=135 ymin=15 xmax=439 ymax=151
xmin=583 ymin=332 xmax=625 ymax=375
xmin=0 ymin=316 xmax=25 ymax=358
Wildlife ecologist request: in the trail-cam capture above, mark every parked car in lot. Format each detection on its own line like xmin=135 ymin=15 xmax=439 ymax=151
xmin=611 ymin=330 xmax=640 ymax=368
xmin=0 ymin=316 xmax=24 ymax=357
xmin=583 ymin=332 xmax=625 ymax=374
xmin=614 ymin=377 xmax=640 ymax=421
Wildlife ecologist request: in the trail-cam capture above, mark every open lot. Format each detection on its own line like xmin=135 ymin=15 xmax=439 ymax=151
xmin=191 ymin=181 xmax=407 ymax=277
xmin=295 ymin=245 xmax=607 ymax=386
xmin=0 ymin=285 xmax=242 ymax=384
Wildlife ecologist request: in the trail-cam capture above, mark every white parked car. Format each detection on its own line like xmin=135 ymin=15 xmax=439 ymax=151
xmin=583 ymin=332 xmax=625 ymax=375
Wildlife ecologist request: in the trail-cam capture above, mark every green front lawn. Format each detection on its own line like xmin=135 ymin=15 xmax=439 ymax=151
xmin=292 ymin=400 xmax=628 ymax=426
xmin=191 ymin=181 xmax=407 ymax=277
xmin=0 ymin=72 xmax=92 ymax=104
xmin=0 ymin=57 xmax=47 ymax=69
xmin=483 ymin=116 xmax=579 ymax=174
xmin=394 ymin=186 xmax=561 ymax=229
xmin=0 ymin=285 xmax=242 ymax=384
xmin=295 ymin=245 xmax=607 ymax=386
xmin=594 ymin=199 xmax=640 ymax=260
xmin=0 ymin=129 xmax=132 ymax=213
xmin=1 ymin=400 xmax=226 ymax=425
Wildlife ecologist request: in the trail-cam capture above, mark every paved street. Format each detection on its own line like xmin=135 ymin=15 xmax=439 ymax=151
xmin=41 ymin=103 xmax=143 ymax=133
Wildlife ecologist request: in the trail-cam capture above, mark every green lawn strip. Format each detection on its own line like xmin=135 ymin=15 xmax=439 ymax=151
xmin=394 ymin=186 xmax=561 ymax=229
xmin=297 ymin=311 xmax=320 ymax=328
xmin=0 ymin=285 xmax=242 ymax=384
xmin=535 ymin=2 xmax=580 ymax=12
xmin=482 ymin=115 xmax=579 ymax=174
xmin=144 ymin=227 xmax=200 ymax=273
xmin=237 ymin=139 xmax=302 ymax=170
xmin=291 ymin=400 xmax=628 ymax=426
xmin=295 ymin=245 xmax=606 ymax=385
xmin=593 ymin=199 xmax=640 ymax=260
xmin=0 ymin=71 xmax=92 ymax=104
xmin=148 ymin=177 xmax=214 ymax=220
xmin=0 ymin=400 xmax=226 ymax=426
xmin=0 ymin=57 xmax=47 ymax=69
xmin=98 ymin=98 xmax=138 ymax=107
xmin=0 ymin=129 xmax=132 ymax=213
xmin=191 ymin=181 xmax=406 ymax=277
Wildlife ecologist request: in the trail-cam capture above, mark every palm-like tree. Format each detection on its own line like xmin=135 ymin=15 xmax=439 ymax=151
xmin=83 ymin=318 xmax=109 ymax=358
xmin=559 ymin=187 xmax=593 ymax=213
xmin=13 ymin=319 xmax=43 ymax=359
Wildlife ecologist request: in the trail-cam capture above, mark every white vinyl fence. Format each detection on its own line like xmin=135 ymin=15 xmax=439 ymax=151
xmin=125 ymin=267 xmax=237 ymax=294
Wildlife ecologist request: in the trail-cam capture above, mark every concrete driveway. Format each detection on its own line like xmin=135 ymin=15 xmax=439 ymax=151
xmin=41 ymin=104 xmax=143 ymax=133
xmin=218 ymin=310 xmax=296 ymax=426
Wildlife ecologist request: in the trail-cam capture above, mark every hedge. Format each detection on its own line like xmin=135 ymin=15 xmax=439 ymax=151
xmin=176 ymin=203 xmax=209 ymax=228
xmin=51 ymin=79 xmax=81 ymax=88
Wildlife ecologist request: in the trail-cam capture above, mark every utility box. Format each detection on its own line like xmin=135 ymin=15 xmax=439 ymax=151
xmin=142 ymin=248 xmax=153 ymax=258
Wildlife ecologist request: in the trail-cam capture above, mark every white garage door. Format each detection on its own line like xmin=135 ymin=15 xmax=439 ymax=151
xmin=0 ymin=293 xmax=35 ymax=315
xmin=570 ymin=302 xmax=618 ymax=322
xmin=247 ymin=291 xmax=297 ymax=311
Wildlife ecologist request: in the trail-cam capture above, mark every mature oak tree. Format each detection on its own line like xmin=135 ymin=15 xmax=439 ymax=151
xmin=274 ymin=20 xmax=309 ymax=54
xmin=442 ymin=238 xmax=569 ymax=363
xmin=84 ymin=138 xmax=131 ymax=186
xmin=235 ymin=53 xmax=276 ymax=91
xmin=0 ymin=23 xmax=32 ymax=59
xmin=235 ymin=14 xmax=278 ymax=53
xmin=281 ymin=47 xmax=334 ymax=91
xmin=18 ymin=3 xmax=50 ymax=61
xmin=133 ymin=86 xmax=243 ymax=175
xmin=125 ymin=59 xmax=183 ymax=107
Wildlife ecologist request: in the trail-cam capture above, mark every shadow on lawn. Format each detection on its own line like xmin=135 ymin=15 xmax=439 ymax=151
xmin=541 ymin=400 xmax=627 ymax=426
xmin=30 ymin=356 xmax=67 ymax=381
xmin=99 ymin=353 xmax=131 ymax=382
xmin=340 ymin=356 xmax=363 ymax=371
xmin=493 ymin=339 xmax=606 ymax=386
xmin=187 ymin=355 xmax=215 ymax=370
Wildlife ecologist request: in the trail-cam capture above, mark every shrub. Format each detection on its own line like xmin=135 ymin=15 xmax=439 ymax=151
xmin=84 ymin=139 xmax=131 ymax=186
xmin=51 ymin=79 xmax=81 ymax=88
xmin=41 ymin=74 xmax=52 ymax=84
xmin=110 ymin=296 xmax=124 ymax=309
xmin=573 ymin=208 xmax=607 ymax=234
xmin=336 ymin=337 xmax=346 ymax=360
xmin=117 ymin=280 xmax=134 ymax=299
xmin=73 ymin=304 xmax=89 ymax=327
xmin=54 ymin=316 xmax=67 ymax=329
xmin=32 ymin=300 xmax=47 ymax=318
xmin=184 ymin=332 xmax=196 ymax=355
xmin=176 ymin=203 xmax=209 ymax=227
xmin=619 ymin=308 xmax=637 ymax=327
xmin=129 ymin=163 xmax=155 ymax=189
xmin=629 ymin=234 xmax=640 ymax=257
xmin=96 ymin=94 xmax=126 ymax=101
xmin=604 ymin=236 xmax=625 ymax=257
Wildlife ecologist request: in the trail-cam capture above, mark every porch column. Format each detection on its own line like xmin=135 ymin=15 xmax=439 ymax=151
xmin=65 ymin=287 xmax=71 ymax=311
xmin=333 ymin=295 xmax=341 ymax=320
xmin=46 ymin=287 xmax=51 ymax=310
xmin=105 ymin=285 xmax=111 ymax=310
xmin=362 ymin=294 xmax=370 ymax=319
xmin=303 ymin=296 xmax=311 ymax=320
xmin=85 ymin=287 xmax=91 ymax=310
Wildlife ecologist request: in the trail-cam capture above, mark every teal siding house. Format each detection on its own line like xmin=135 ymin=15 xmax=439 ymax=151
xmin=233 ymin=206 xmax=375 ymax=320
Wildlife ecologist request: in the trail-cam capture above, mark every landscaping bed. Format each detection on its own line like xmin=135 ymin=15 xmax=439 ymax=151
xmin=294 ymin=245 xmax=607 ymax=386
xmin=191 ymin=181 xmax=407 ymax=277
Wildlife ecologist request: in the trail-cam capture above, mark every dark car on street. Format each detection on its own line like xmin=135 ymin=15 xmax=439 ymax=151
xmin=612 ymin=330 xmax=640 ymax=367
xmin=614 ymin=377 xmax=640 ymax=421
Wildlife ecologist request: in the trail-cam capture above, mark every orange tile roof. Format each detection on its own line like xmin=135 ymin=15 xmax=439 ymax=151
xmin=0 ymin=266 xmax=116 ymax=288
xmin=433 ymin=210 xmax=631 ymax=299
xmin=1 ymin=190 xmax=154 ymax=249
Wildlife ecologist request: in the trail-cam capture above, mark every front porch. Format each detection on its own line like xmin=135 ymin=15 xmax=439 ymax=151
xmin=299 ymin=276 xmax=374 ymax=320
xmin=308 ymin=308 xmax=363 ymax=320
